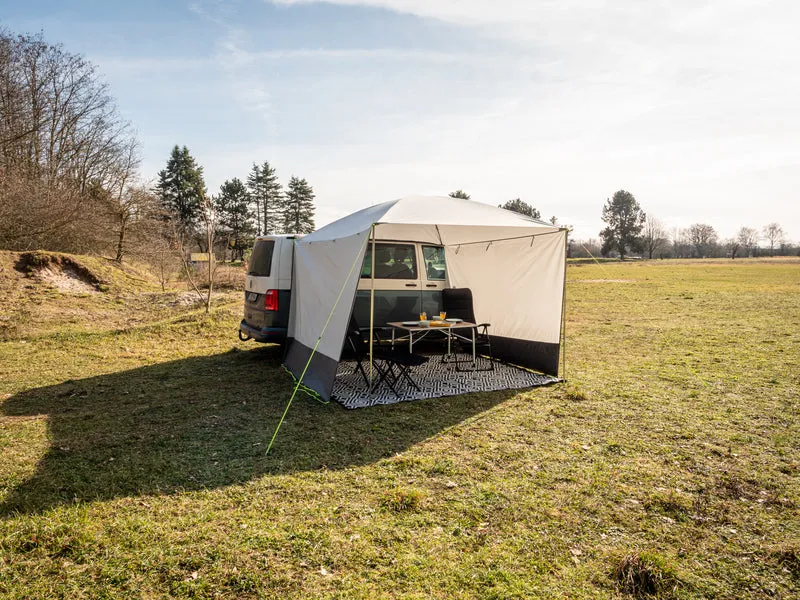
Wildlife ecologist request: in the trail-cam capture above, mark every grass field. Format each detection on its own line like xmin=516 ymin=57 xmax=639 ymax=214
xmin=1 ymin=254 xmax=798 ymax=598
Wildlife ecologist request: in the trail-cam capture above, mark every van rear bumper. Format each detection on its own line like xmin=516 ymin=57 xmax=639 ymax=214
xmin=239 ymin=319 xmax=286 ymax=343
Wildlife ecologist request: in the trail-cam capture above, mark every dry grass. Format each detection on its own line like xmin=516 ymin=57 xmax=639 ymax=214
xmin=0 ymin=257 xmax=798 ymax=598
xmin=0 ymin=250 xmax=234 ymax=341
xmin=614 ymin=551 xmax=680 ymax=598
xmin=212 ymin=263 xmax=247 ymax=290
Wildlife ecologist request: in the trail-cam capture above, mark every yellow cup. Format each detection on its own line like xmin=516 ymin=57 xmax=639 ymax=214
xmin=439 ymin=311 xmax=446 ymax=320
xmin=419 ymin=311 xmax=427 ymax=321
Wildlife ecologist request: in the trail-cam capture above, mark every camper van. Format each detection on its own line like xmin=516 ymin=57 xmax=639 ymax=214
xmin=239 ymin=235 xmax=297 ymax=343
xmin=239 ymin=237 xmax=449 ymax=344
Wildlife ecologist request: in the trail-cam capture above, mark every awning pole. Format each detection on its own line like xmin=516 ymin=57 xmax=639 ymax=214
xmin=369 ymin=224 xmax=376 ymax=387
xmin=559 ymin=228 xmax=568 ymax=381
xmin=266 ymin=232 xmax=370 ymax=455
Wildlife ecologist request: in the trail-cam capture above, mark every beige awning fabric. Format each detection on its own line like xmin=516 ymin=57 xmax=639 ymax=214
xmin=446 ymin=232 xmax=565 ymax=345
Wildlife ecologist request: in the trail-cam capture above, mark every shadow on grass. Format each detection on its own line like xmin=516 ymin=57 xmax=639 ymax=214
xmin=1 ymin=346 xmax=513 ymax=515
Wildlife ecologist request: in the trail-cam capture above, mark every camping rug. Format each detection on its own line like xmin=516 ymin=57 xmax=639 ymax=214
xmin=332 ymin=355 xmax=559 ymax=409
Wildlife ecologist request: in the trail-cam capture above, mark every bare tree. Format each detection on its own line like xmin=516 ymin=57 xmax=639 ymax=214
xmin=200 ymin=192 xmax=217 ymax=313
xmin=108 ymin=184 xmax=162 ymax=263
xmin=724 ymin=238 xmax=741 ymax=259
xmin=0 ymin=28 xmax=138 ymax=253
xmin=642 ymin=215 xmax=668 ymax=259
xmin=0 ymin=31 xmax=132 ymax=189
xmin=143 ymin=234 xmax=180 ymax=292
xmin=91 ymin=139 xmax=150 ymax=262
xmin=779 ymin=240 xmax=796 ymax=256
xmin=688 ymin=223 xmax=718 ymax=258
xmin=762 ymin=223 xmax=784 ymax=256
xmin=0 ymin=173 xmax=75 ymax=248
xmin=671 ymin=227 xmax=691 ymax=258
xmin=736 ymin=226 xmax=759 ymax=257
xmin=172 ymin=192 xmax=217 ymax=313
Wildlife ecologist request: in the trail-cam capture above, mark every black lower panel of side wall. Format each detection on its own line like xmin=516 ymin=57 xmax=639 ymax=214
xmin=489 ymin=336 xmax=560 ymax=376
xmin=283 ymin=339 xmax=340 ymax=400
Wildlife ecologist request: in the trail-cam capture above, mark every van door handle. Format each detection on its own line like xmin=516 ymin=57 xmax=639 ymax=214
xmin=405 ymin=283 xmax=417 ymax=287
xmin=425 ymin=284 xmax=437 ymax=288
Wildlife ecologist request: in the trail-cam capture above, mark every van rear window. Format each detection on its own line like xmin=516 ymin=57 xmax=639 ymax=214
xmin=248 ymin=240 xmax=275 ymax=276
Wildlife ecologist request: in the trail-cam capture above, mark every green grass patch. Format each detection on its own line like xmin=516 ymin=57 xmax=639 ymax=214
xmin=1 ymin=257 xmax=799 ymax=598
xmin=381 ymin=487 xmax=426 ymax=512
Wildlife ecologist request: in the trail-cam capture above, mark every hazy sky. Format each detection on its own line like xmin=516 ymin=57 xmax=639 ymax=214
xmin=4 ymin=0 xmax=798 ymax=242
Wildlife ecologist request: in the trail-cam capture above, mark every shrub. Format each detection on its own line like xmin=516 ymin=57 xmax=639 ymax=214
xmin=614 ymin=551 xmax=679 ymax=598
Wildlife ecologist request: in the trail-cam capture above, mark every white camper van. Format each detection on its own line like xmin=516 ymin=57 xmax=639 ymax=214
xmin=239 ymin=237 xmax=449 ymax=344
xmin=239 ymin=235 xmax=297 ymax=343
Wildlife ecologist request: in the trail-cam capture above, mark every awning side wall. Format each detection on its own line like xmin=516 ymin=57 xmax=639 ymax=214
xmin=284 ymin=230 xmax=370 ymax=399
xmin=446 ymin=231 xmax=566 ymax=372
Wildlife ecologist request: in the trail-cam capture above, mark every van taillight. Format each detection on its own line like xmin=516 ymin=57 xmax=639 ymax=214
xmin=264 ymin=289 xmax=279 ymax=311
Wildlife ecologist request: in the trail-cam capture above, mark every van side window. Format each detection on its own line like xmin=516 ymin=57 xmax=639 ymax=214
xmin=361 ymin=243 xmax=417 ymax=279
xmin=248 ymin=240 xmax=275 ymax=276
xmin=422 ymin=246 xmax=446 ymax=280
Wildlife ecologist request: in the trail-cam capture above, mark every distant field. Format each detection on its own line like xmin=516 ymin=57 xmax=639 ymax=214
xmin=1 ymin=255 xmax=798 ymax=599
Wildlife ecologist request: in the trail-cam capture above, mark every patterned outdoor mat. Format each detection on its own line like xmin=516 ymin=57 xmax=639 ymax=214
xmin=332 ymin=354 xmax=560 ymax=409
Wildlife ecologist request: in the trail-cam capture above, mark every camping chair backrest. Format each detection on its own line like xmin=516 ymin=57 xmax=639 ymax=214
xmin=442 ymin=288 xmax=476 ymax=323
xmin=345 ymin=315 xmax=367 ymax=360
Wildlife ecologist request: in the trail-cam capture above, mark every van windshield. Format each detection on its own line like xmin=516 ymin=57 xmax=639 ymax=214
xmin=248 ymin=240 xmax=275 ymax=276
xmin=361 ymin=243 xmax=417 ymax=279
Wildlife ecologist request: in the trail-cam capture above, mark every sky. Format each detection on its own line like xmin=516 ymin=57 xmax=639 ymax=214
xmin=4 ymin=0 xmax=799 ymax=242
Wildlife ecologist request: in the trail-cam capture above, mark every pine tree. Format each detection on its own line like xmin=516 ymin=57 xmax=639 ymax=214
xmin=599 ymin=190 xmax=645 ymax=259
xmin=246 ymin=161 xmax=283 ymax=235
xmin=214 ymin=178 xmax=255 ymax=260
xmin=282 ymin=177 xmax=316 ymax=234
xmin=156 ymin=145 xmax=206 ymax=235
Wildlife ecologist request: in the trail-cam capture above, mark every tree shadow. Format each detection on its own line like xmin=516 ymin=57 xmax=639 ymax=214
xmin=1 ymin=346 xmax=514 ymax=515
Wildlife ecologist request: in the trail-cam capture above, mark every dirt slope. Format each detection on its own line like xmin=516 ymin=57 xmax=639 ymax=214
xmin=0 ymin=251 xmax=231 ymax=340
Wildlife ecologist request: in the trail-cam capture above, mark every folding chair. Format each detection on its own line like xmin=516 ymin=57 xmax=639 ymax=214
xmin=341 ymin=318 xmax=400 ymax=396
xmin=442 ymin=287 xmax=494 ymax=371
xmin=371 ymin=336 xmax=430 ymax=392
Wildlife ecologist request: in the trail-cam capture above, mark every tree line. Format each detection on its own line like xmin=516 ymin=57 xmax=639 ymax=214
xmin=581 ymin=190 xmax=795 ymax=260
xmin=156 ymin=145 xmax=316 ymax=262
xmin=459 ymin=188 xmax=795 ymax=259
xmin=0 ymin=28 xmax=316 ymax=268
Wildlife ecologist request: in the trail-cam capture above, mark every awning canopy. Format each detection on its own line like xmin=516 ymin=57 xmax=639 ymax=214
xmin=284 ymin=195 xmax=567 ymax=401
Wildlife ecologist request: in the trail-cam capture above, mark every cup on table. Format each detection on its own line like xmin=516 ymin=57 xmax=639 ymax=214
xmin=439 ymin=311 xmax=446 ymax=321
xmin=419 ymin=311 xmax=427 ymax=321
